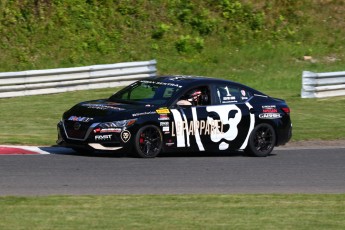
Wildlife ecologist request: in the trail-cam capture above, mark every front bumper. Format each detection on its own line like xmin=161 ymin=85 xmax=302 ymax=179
xmin=57 ymin=120 xmax=127 ymax=151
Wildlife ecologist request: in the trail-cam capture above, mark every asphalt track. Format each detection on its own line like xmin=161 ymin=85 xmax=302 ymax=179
xmin=0 ymin=146 xmax=344 ymax=196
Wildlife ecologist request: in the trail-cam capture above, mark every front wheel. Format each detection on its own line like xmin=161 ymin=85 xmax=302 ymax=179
xmin=134 ymin=125 xmax=163 ymax=158
xmin=245 ymin=123 xmax=276 ymax=157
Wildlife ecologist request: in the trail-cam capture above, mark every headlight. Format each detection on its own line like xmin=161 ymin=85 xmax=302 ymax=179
xmin=99 ymin=119 xmax=136 ymax=128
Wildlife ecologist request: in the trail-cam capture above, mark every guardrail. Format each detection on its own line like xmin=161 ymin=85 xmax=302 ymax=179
xmin=0 ymin=59 xmax=157 ymax=98
xmin=301 ymin=71 xmax=345 ymax=98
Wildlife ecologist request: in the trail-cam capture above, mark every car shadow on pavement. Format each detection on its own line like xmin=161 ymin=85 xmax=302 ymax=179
xmin=159 ymin=151 xmax=277 ymax=158
xmin=39 ymin=146 xmax=127 ymax=158
xmin=41 ymin=146 xmax=276 ymax=158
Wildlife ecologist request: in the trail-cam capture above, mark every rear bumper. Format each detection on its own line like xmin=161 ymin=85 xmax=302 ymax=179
xmin=276 ymin=123 xmax=292 ymax=146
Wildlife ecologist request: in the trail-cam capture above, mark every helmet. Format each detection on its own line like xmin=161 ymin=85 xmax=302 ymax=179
xmin=187 ymin=89 xmax=202 ymax=105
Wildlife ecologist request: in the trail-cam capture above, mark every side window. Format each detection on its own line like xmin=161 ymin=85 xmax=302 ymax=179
xmin=240 ymin=88 xmax=252 ymax=101
xmin=216 ymin=85 xmax=251 ymax=104
xmin=176 ymin=86 xmax=210 ymax=106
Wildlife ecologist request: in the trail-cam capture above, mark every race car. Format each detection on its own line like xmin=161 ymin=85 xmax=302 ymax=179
xmin=57 ymin=76 xmax=292 ymax=157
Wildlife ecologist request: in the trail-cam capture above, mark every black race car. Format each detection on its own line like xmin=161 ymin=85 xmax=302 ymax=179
xmin=57 ymin=76 xmax=292 ymax=157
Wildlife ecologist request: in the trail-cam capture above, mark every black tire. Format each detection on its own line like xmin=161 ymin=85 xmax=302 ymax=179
xmin=134 ymin=125 xmax=163 ymax=158
xmin=246 ymin=123 xmax=276 ymax=157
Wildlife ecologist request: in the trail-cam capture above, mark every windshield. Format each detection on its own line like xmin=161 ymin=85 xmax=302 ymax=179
xmin=109 ymin=80 xmax=183 ymax=105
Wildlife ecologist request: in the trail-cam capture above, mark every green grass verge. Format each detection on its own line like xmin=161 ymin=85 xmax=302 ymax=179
xmin=1 ymin=194 xmax=344 ymax=229
xmin=0 ymin=88 xmax=114 ymax=145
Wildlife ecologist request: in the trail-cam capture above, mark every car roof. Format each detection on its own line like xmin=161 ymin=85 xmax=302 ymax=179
xmin=149 ymin=75 xmax=236 ymax=87
xmin=148 ymin=75 xmax=265 ymax=94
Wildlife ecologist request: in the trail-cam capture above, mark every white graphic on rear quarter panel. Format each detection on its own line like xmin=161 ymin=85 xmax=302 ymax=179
xmin=207 ymin=105 xmax=242 ymax=150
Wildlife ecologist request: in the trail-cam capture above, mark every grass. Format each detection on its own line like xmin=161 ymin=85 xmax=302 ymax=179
xmin=284 ymin=95 xmax=345 ymax=140
xmin=0 ymin=88 xmax=115 ymax=145
xmin=1 ymin=194 xmax=344 ymax=229
xmin=1 ymin=43 xmax=345 ymax=145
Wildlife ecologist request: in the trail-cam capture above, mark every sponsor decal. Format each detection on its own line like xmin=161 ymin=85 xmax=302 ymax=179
xmin=221 ymin=96 xmax=238 ymax=103
xmin=262 ymin=105 xmax=278 ymax=113
xmin=132 ymin=111 xmax=156 ymax=117
xmin=262 ymin=105 xmax=276 ymax=109
xmin=162 ymin=126 xmax=170 ymax=132
xmin=259 ymin=113 xmax=282 ymax=119
xmin=95 ymin=134 xmax=112 ymax=141
xmin=100 ymin=128 xmax=122 ymax=133
xmin=94 ymin=128 xmax=122 ymax=134
xmin=140 ymin=80 xmax=182 ymax=88
xmin=222 ymin=101 xmax=238 ymax=104
xmin=171 ymin=120 xmax=224 ymax=137
xmin=158 ymin=114 xmax=170 ymax=121
xmin=262 ymin=105 xmax=276 ymax=108
xmin=263 ymin=108 xmax=278 ymax=113
xmin=156 ymin=108 xmax=170 ymax=114
xmin=68 ymin=116 xmax=93 ymax=122
xmin=160 ymin=122 xmax=169 ymax=126
xmin=93 ymin=128 xmax=101 ymax=133
xmin=121 ymin=130 xmax=131 ymax=143
xmin=165 ymin=139 xmax=174 ymax=146
xmin=82 ymin=104 xmax=125 ymax=111
xmin=223 ymin=96 xmax=236 ymax=101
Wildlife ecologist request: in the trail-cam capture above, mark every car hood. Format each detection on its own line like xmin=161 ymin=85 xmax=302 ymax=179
xmin=63 ymin=99 xmax=158 ymax=122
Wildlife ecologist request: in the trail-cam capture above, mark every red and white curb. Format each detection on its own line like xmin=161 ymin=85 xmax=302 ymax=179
xmin=0 ymin=145 xmax=50 ymax=155
xmin=0 ymin=145 xmax=73 ymax=155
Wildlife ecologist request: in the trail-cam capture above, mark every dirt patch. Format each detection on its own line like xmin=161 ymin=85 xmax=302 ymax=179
xmin=279 ymin=139 xmax=345 ymax=149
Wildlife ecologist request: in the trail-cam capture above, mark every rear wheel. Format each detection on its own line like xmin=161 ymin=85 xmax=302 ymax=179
xmin=246 ymin=123 xmax=276 ymax=157
xmin=134 ymin=125 xmax=163 ymax=158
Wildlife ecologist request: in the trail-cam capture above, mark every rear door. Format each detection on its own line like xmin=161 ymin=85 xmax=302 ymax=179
xmin=204 ymin=83 xmax=255 ymax=151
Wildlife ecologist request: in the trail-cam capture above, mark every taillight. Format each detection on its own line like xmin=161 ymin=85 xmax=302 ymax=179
xmin=281 ymin=107 xmax=290 ymax=114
